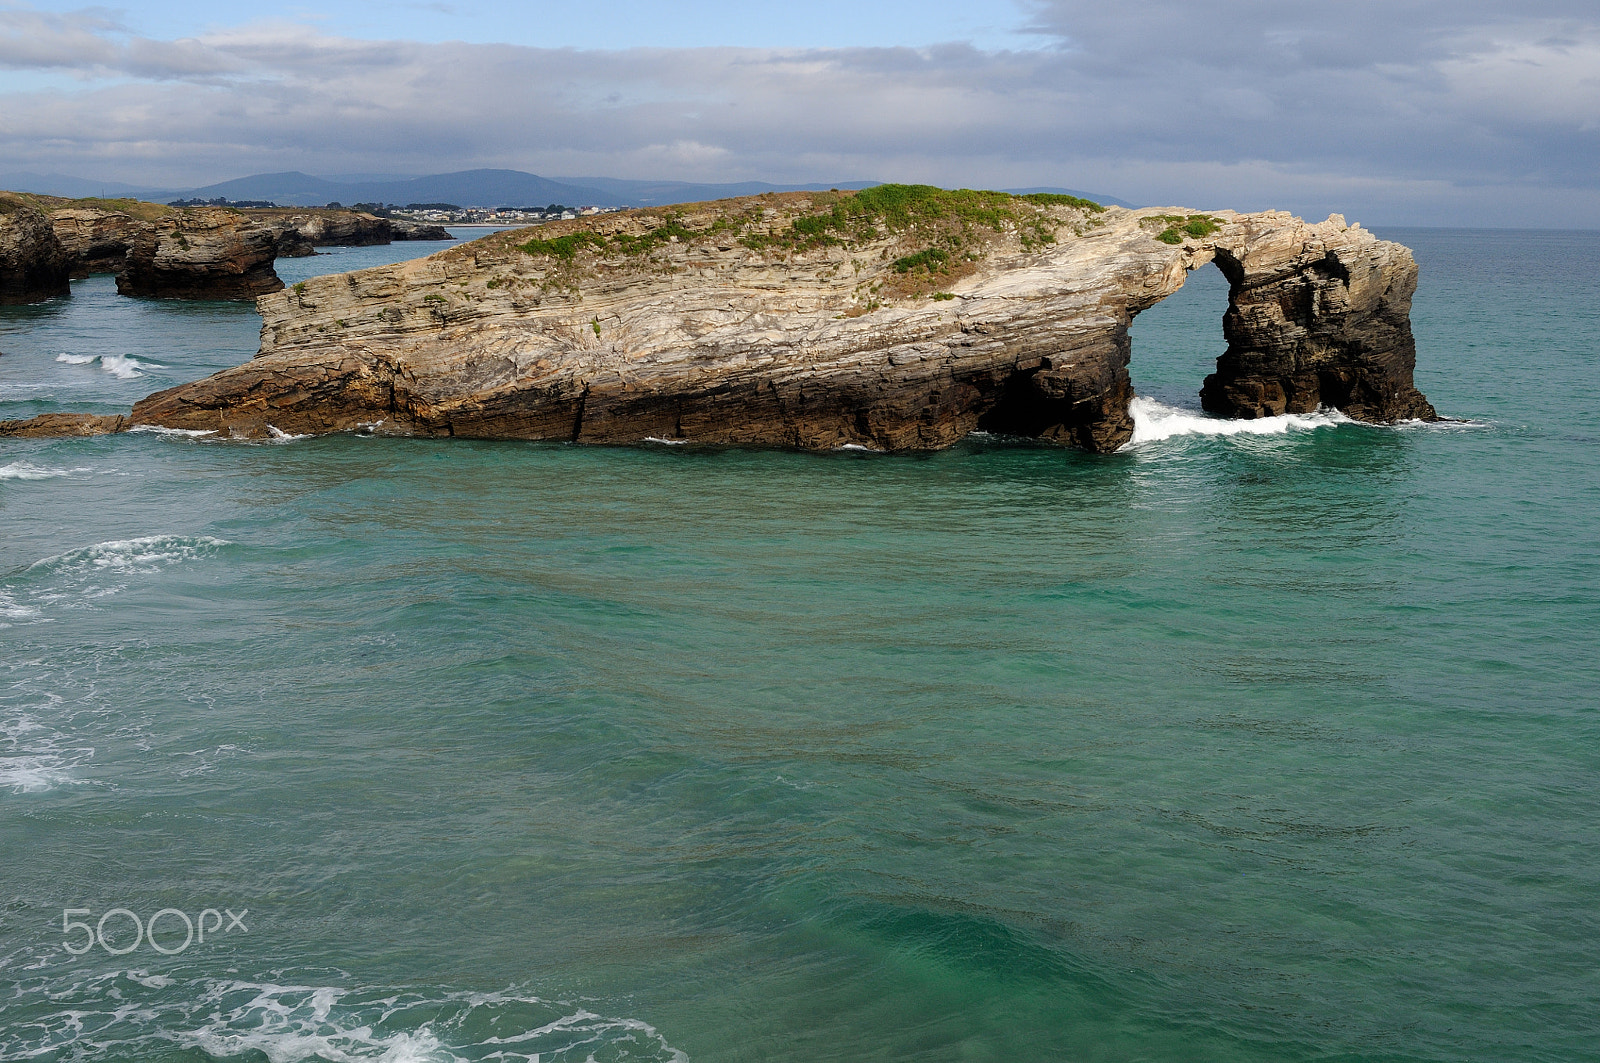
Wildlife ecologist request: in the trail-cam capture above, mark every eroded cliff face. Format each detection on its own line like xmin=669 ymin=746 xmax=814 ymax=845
xmin=5 ymin=189 xmax=1437 ymax=452
xmin=0 ymin=195 xmax=72 ymax=305
xmin=50 ymin=207 xmax=141 ymax=277
xmin=116 ymin=208 xmax=285 ymax=300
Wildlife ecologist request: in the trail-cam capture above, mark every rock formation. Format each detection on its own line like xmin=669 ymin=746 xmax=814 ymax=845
xmin=50 ymin=207 xmax=141 ymax=277
xmin=0 ymin=194 xmax=72 ymax=304
xmin=1199 ymin=215 xmax=1434 ymax=421
xmin=263 ymin=210 xmax=393 ymax=247
xmin=2 ymin=187 xmax=1436 ymax=451
xmin=22 ymin=197 xmax=454 ymax=289
xmin=116 ymin=208 xmax=285 ymax=300
xmin=0 ymin=412 xmax=128 ymax=438
xmin=392 ymin=219 xmax=454 ymax=241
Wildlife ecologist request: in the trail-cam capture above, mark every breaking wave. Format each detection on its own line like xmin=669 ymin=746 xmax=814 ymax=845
xmin=127 ymin=424 xmax=218 ymax=438
xmin=26 ymin=535 xmax=231 ymax=577
xmin=1125 ymin=396 xmax=1350 ymax=446
xmin=0 ymin=462 xmax=89 ymax=481
xmin=0 ymin=973 xmax=688 ymax=1063
xmin=55 ymin=352 xmax=166 ymax=380
xmin=1 ymin=536 xmax=232 ymax=630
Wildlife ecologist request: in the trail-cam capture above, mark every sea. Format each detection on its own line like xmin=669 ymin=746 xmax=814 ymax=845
xmin=1 ymin=226 xmax=1596 ymax=1062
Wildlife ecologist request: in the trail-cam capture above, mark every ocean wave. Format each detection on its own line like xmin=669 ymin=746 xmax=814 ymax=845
xmin=56 ymin=352 xmax=167 ymax=380
xmin=0 ymin=973 xmax=688 ymax=1063
xmin=642 ymin=436 xmax=687 ymax=446
xmin=265 ymin=426 xmax=313 ymax=443
xmin=1125 ymin=396 xmax=1350 ymax=446
xmin=0 ymin=462 xmax=89 ymax=481
xmin=25 ymin=534 xmax=231 ymax=577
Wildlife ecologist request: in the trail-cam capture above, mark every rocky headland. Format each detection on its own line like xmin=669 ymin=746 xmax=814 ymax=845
xmin=2 ymin=186 xmax=1435 ymax=451
xmin=0 ymin=193 xmax=72 ymax=304
xmin=1 ymin=192 xmax=454 ymax=300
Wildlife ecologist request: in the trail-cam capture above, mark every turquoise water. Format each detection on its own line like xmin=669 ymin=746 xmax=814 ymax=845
xmin=2 ymin=229 xmax=1597 ymax=1062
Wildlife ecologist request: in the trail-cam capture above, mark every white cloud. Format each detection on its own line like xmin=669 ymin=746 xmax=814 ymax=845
xmin=0 ymin=2 xmax=1596 ymax=225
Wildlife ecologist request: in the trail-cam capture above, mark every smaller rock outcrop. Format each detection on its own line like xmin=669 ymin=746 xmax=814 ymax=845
xmin=0 ymin=194 xmax=72 ymax=304
xmin=269 ymin=210 xmax=392 ymax=247
xmin=0 ymin=412 xmax=128 ymax=438
xmin=116 ymin=208 xmax=284 ymax=300
xmin=391 ymin=219 xmax=453 ymax=241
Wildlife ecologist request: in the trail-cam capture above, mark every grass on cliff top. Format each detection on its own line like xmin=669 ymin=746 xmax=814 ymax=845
xmin=513 ymin=184 xmax=1107 ymax=302
xmin=506 ymin=185 xmax=1112 ymax=308
xmin=1144 ymin=214 xmax=1224 ymax=245
xmin=1 ymin=192 xmax=174 ymax=220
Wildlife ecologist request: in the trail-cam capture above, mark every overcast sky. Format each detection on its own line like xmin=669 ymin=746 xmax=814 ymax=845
xmin=2 ymin=0 xmax=1597 ymax=225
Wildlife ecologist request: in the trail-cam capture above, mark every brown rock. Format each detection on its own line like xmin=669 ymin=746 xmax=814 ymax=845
xmin=0 ymin=193 xmax=72 ymax=304
xmin=49 ymin=207 xmax=141 ymax=277
xmin=0 ymin=412 xmax=127 ymax=438
xmin=116 ymin=208 xmax=284 ymax=300
xmin=391 ymin=219 xmax=453 ymax=241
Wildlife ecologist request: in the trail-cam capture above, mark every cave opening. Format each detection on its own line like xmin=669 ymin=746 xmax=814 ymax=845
xmin=1126 ymin=259 xmax=1232 ymax=415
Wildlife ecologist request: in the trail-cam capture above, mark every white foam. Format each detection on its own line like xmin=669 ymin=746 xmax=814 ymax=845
xmin=265 ymin=426 xmax=312 ymax=443
xmin=642 ymin=436 xmax=686 ymax=445
xmin=126 ymin=424 xmax=217 ymax=437
xmin=0 ymin=712 xmax=93 ymax=793
xmin=56 ymin=353 xmax=167 ymax=380
xmin=1125 ymin=395 xmax=1350 ymax=446
xmin=0 ymin=590 xmax=41 ymax=624
xmin=0 ymin=462 xmax=88 ymax=481
xmin=27 ymin=535 xmax=231 ymax=576
xmin=0 ymin=976 xmax=687 ymax=1063
xmin=836 ymin=443 xmax=883 ymax=452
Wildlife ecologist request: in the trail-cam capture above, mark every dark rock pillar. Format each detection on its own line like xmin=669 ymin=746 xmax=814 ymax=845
xmin=0 ymin=195 xmax=72 ymax=305
xmin=1201 ymin=238 xmax=1437 ymax=423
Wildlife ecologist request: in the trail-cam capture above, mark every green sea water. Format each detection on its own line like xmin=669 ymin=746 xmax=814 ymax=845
xmin=2 ymin=229 xmax=1597 ymax=1062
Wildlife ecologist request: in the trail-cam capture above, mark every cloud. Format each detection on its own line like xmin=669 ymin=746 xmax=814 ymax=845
xmin=0 ymin=1 xmax=1596 ymax=225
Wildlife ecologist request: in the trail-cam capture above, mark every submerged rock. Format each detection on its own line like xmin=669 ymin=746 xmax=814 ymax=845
xmin=0 ymin=194 xmax=72 ymax=305
xmin=3 ymin=188 xmax=1437 ymax=451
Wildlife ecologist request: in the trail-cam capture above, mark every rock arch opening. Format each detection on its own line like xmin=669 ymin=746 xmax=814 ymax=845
xmin=1125 ymin=259 xmax=1231 ymax=414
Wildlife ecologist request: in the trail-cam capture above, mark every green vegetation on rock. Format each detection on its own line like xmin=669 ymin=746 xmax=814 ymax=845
xmin=1145 ymin=214 xmax=1225 ymax=245
xmin=517 ymin=231 xmax=608 ymax=258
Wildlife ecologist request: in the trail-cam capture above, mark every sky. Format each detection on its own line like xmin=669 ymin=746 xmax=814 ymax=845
xmin=2 ymin=0 xmax=1598 ymax=226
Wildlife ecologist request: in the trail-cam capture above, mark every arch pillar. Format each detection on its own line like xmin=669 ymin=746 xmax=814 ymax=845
xmin=1200 ymin=221 xmax=1437 ymax=422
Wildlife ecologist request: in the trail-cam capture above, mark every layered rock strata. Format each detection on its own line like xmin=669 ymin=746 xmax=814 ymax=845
xmin=116 ymin=208 xmax=285 ymax=300
xmin=1199 ymin=218 xmax=1434 ymax=421
xmin=0 ymin=194 xmax=72 ymax=304
xmin=50 ymin=207 xmax=141 ymax=277
xmin=3 ymin=190 xmax=1436 ymax=451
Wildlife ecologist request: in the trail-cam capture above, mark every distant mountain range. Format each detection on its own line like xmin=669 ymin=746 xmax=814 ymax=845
xmin=0 ymin=167 xmax=1133 ymax=210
